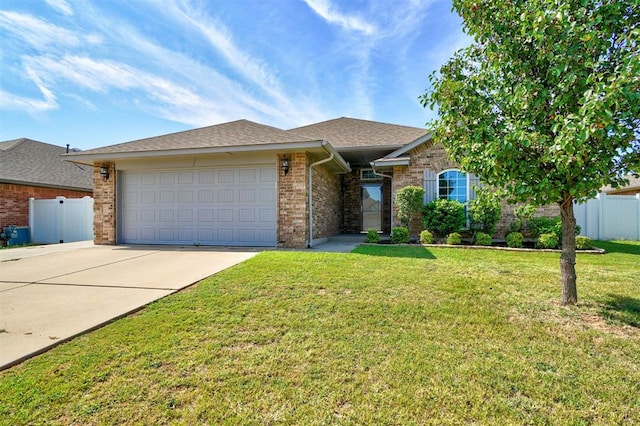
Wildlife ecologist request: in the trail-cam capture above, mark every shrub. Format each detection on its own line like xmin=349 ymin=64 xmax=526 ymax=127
xmin=366 ymin=229 xmax=381 ymax=243
xmin=537 ymin=232 xmax=559 ymax=249
xmin=514 ymin=204 xmax=537 ymax=231
xmin=422 ymin=199 xmax=466 ymax=238
xmin=506 ymin=232 xmax=524 ymax=248
xmin=391 ymin=227 xmax=409 ymax=244
xmin=447 ymin=232 xmax=462 ymax=245
xmin=509 ymin=218 xmax=523 ymax=233
xmin=474 ymin=232 xmax=492 ymax=246
xmin=529 ymin=216 xmax=558 ymax=239
xmin=468 ymin=188 xmax=502 ymax=235
xmin=575 ymin=236 xmax=592 ymax=250
xmin=396 ymin=186 xmax=425 ymax=228
xmin=529 ymin=215 xmax=580 ymax=244
xmin=420 ymin=230 xmax=434 ymax=244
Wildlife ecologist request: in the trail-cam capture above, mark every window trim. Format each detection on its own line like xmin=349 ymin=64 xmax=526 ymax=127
xmin=360 ymin=168 xmax=380 ymax=181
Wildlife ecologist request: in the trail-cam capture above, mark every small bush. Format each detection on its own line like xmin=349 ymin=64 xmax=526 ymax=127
xmin=514 ymin=204 xmax=537 ymax=231
xmin=529 ymin=216 xmax=558 ymax=239
xmin=509 ymin=218 xmax=523 ymax=233
xmin=474 ymin=232 xmax=492 ymax=246
xmin=506 ymin=232 xmax=524 ymax=248
xmin=420 ymin=230 xmax=434 ymax=244
xmin=576 ymin=236 xmax=592 ymax=250
xmin=366 ymin=229 xmax=381 ymax=243
xmin=447 ymin=232 xmax=462 ymax=245
xmin=537 ymin=233 xmax=559 ymax=249
xmin=422 ymin=199 xmax=466 ymax=238
xmin=529 ymin=215 xmax=580 ymax=244
xmin=391 ymin=227 xmax=409 ymax=244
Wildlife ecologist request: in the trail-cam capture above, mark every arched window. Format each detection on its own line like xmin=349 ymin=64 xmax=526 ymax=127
xmin=424 ymin=168 xmax=479 ymax=204
xmin=439 ymin=170 xmax=468 ymax=202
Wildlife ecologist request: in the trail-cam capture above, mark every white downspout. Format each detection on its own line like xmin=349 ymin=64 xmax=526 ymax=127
xmin=308 ymin=152 xmax=335 ymax=248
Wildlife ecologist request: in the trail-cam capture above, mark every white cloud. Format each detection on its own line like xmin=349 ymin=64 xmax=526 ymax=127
xmin=303 ymin=0 xmax=377 ymax=35
xmin=45 ymin=0 xmax=74 ymax=16
xmin=0 ymin=11 xmax=80 ymax=49
xmin=0 ymin=66 xmax=58 ymax=112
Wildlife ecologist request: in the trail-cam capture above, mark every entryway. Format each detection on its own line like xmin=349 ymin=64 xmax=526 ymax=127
xmin=361 ymin=184 xmax=382 ymax=232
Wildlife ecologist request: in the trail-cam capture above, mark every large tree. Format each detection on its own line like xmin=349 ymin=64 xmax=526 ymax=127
xmin=423 ymin=0 xmax=639 ymax=305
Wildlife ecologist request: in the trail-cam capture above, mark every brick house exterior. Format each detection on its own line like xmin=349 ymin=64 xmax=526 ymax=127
xmin=0 ymin=139 xmax=93 ymax=232
xmin=67 ymin=117 xmax=563 ymax=249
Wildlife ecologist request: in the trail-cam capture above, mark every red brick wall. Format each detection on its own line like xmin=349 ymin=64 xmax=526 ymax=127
xmin=93 ymin=162 xmax=116 ymax=245
xmin=311 ymin=163 xmax=342 ymax=241
xmin=277 ymin=153 xmax=309 ymax=248
xmin=0 ymin=183 xmax=92 ymax=230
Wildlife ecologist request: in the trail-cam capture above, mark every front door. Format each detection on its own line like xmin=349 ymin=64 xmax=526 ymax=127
xmin=361 ymin=184 xmax=382 ymax=232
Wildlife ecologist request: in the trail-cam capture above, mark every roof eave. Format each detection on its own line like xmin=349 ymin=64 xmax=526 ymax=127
xmin=0 ymin=178 xmax=92 ymax=192
xmin=383 ymin=132 xmax=433 ymax=159
xmin=64 ymin=139 xmax=352 ymax=173
xmin=370 ymin=157 xmax=410 ymax=168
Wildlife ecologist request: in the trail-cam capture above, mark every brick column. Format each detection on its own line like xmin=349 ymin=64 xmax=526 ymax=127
xmin=93 ymin=162 xmax=116 ymax=245
xmin=277 ymin=153 xmax=309 ymax=248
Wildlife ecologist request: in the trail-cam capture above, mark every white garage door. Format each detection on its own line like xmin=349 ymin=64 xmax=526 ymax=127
xmin=120 ymin=167 xmax=276 ymax=246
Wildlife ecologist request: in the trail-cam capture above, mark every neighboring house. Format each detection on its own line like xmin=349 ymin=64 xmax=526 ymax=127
xmin=601 ymin=176 xmax=640 ymax=196
xmin=65 ymin=117 xmax=515 ymax=249
xmin=0 ymin=138 xmax=93 ymax=231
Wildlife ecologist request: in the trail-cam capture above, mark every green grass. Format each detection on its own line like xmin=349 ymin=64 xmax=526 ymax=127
xmin=1 ymin=242 xmax=639 ymax=424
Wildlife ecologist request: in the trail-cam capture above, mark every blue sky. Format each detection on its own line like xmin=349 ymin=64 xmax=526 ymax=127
xmin=0 ymin=0 xmax=469 ymax=150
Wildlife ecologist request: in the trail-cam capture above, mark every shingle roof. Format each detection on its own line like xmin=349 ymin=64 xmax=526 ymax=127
xmin=288 ymin=117 xmax=428 ymax=149
xmin=0 ymin=138 xmax=93 ymax=191
xmin=74 ymin=119 xmax=317 ymax=156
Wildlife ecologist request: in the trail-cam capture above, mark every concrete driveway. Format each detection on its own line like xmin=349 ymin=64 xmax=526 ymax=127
xmin=0 ymin=242 xmax=258 ymax=370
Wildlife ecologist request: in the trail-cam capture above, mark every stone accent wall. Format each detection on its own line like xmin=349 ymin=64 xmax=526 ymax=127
xmin=277 ymin=153 xmax=309 ymax=248
xmin=93 ymin=162 xmax=116 ymax=245
xmin=311 ymin=163 xmax=342 ymax=241
xmin=0 ymin=183 xmax=92 ymax=230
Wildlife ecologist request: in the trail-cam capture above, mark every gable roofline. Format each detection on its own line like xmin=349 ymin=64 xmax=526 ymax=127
xmin=383 ymin=132 xmax=433 ymax=159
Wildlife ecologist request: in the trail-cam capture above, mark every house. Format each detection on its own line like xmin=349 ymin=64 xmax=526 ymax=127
xmin=0 ymin=138 xmax=93 ymax=231
xmin=601 ymin=176 xmax=640 ymax=196
xmin=66 ymin=117 xmax=504 ymax=249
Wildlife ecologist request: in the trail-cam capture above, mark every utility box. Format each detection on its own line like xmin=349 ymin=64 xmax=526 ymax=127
xmin=3 ymin=226 xmax=31 ymax=246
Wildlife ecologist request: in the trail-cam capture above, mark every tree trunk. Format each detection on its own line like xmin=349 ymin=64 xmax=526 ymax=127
xmin=559 ymin=197 xmax=578 ymax=305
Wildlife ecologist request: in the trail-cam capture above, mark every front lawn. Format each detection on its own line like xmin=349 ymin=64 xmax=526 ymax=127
xmin=1 ymin=242 xmax=639 ymax=424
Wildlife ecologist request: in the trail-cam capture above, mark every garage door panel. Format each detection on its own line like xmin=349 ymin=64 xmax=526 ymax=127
xmin=121 ymin=167 xmax=276 ymax=246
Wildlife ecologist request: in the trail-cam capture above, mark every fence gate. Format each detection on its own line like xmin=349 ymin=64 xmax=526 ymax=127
xmin=29 ymin=196 xmax=94 ymax=244
xmin=574 ymin=193 xmax=640 ymax=240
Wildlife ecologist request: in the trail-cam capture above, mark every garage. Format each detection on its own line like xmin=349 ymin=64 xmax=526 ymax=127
xmin=119 ymin=166 xmax=276 ymax=246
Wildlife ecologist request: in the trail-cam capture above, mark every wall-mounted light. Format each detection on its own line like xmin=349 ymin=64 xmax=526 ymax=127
xmin=281 ymin=155 xmax=290 ymax=175
xmin=100 ymin=164 xmax=110 ymax=181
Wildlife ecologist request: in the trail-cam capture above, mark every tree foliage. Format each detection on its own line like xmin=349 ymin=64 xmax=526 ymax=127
xmin=422 ymin=0 xmax=639 ymax=305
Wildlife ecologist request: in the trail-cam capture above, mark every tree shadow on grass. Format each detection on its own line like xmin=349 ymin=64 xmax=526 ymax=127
xmin=593 ymin=241 xmax=640 ymax=255
xmin=351 ymin=245 xmax=437 ymax=259
xmin=599 ymin=294 xmax=640 ymax=328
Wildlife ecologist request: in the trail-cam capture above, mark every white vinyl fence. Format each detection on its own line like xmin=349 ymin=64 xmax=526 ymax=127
xmin=574 ymin=193 xmax=640 ymax=240
xmin=29 ymin=196 xmax=94 ymax=244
